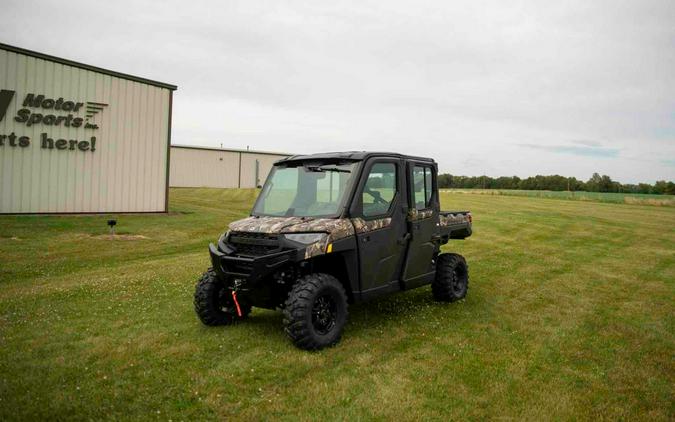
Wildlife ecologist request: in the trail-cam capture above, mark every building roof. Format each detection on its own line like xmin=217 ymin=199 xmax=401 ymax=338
xmin=171 ymin=144 xmax=290 ymax=157
xmin=0 ymin=43 xmax=177 ymax=91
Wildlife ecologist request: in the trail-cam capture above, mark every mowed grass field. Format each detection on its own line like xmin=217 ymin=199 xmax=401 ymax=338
xmin=0 ymin=188 xmax=673 ymax=420
xmin=444 ymin=188 xmax=675 ymax=206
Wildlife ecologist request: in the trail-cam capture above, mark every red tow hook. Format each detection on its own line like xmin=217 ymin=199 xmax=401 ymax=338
xmin=231 ymin=290 xmax=243 ymax=318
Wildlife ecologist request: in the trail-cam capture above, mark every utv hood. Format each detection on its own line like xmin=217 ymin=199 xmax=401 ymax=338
xmin=229 ymin=216 xmax=355 ymax=240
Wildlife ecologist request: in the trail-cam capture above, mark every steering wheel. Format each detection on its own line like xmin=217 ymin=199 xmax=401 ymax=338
xmin=364 ymin=187 xmax=388 ymax=204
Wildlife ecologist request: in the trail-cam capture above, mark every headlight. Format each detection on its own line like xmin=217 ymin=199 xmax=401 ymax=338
xmin=284 ymin=233 xmax=327 ymax=245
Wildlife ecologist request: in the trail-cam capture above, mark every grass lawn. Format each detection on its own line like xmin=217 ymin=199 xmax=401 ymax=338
xmin=0 ymin=188 xmax=673 ymax=420
xmin=443 ymin=188 xmax=675 ymax=206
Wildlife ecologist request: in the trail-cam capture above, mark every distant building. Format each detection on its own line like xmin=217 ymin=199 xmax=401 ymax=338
xmin=169 ymin=145 xmax=290 ymax=189
xmin=0 ymin=43 xmax=176 ymax=214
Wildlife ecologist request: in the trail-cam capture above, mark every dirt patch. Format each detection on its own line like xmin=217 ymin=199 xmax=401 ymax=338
xmin=91 ymin=234 xmax=149 ymax=241
xmin=624 ymin=196 xmax=673 ymax=206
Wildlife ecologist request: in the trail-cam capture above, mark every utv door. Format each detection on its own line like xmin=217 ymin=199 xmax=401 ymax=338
xmin=351 ymin=159 xmax=408 ymax=300
xmin=401 ymin=162 xmax=439 ymax=288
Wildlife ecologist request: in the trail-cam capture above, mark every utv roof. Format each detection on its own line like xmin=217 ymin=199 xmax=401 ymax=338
xmin=276 ymin=151 xmax=435 ymax=164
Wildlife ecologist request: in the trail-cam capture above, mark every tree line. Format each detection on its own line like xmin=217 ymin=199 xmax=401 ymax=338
xmin=437 ymin=172 xmax=675 ymax=195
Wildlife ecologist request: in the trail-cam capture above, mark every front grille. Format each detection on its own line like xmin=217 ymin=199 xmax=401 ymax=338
xmin=223 ymin=260 xmax=253 ymax=275
xmin=228 ymin=232 xmax=280 ymax=256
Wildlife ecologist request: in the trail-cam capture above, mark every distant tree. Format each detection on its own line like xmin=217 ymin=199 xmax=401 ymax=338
xmin=667 ymin=182 xmax=675 ymax=195
xmin=436 ymin=172 xmax=673 ymax=195
xmin=653 ymin=180 xmax=668 ymax=194
xmin=567 ymin=177 xmax=583 ymax=191
xmin=586 ymin=173 xmax=602 ymax=192
xmin=598 ymin=175 xmax=615 ymax=192
xmin=637 ymin=183 xmax=652 ymax=194
xmin=437 ymin=174 xmax=452 ymax=189
xmin=549 ymin=175 xmax=568 ymax=191
xmin=367 ymin=176 xmax=384 ymax=189
xmin=622 ymin=184 xmax=638 ymax=193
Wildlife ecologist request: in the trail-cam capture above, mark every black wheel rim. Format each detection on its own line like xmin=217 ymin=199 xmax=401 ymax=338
xmin=312 ymin=294 xmax=337 ymax=335
xmin=452 ymin=268 xmax=467 ymax=295
xmin=215 ymin=285 xmax=235 ymax=314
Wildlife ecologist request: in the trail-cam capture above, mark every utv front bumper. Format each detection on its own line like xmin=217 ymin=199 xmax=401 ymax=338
xmin=208 ymin=242 xmax=294 ymax=284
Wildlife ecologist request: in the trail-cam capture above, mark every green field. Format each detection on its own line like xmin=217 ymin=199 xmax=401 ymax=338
xmin=443 ymin=188 xmax=675 ymax=206
xmin=1 ymin=188 xmax=673 ymax=420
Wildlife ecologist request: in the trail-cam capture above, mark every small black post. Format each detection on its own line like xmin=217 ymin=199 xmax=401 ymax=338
xmin=107 ymin=219 xmax=117 ymax=238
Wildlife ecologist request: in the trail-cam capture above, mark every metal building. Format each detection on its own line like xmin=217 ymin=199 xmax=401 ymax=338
xmin=0 ymin=43 xmax=176 ymax=214
xmin=170 ymin=145 xmax=289 ymax=189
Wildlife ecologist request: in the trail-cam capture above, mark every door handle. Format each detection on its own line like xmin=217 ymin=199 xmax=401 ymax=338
xmin=397 ymin=233 xmax=411 ymax=245
xmin=362 ymin=235 xmax=370 ymax=243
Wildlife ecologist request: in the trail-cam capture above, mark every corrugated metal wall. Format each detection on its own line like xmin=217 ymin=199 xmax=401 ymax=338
xmin=169 ymin=146 xmax=289 ymax=189
xmin=240 ymin=153 xmax=285 ymax=188
xmin=0 ymin=47 xmax=172 ymax=213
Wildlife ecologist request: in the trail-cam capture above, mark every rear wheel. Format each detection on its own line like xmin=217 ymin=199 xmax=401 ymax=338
xmin=194 ymin=268 xmax=251 ymax=325
xmin=432 ymin=253 xmax=469 ymax=302
xmin=283 ymin=273 xmax=348 ymax=350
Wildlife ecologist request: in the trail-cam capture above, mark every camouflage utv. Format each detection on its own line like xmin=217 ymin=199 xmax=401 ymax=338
xmin=194 ymin=152 xmax=472 ymax=350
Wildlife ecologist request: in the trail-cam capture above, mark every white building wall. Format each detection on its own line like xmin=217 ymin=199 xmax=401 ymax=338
xmin=169 ymin=146 xmax=289 ymax=189
xmin=240 ymin=152 xmax=285 ymax=188
xmin=0 ymin=45 xmax=174 ymax=213
xmin=169 ymin=147 xmax=240 ymax=188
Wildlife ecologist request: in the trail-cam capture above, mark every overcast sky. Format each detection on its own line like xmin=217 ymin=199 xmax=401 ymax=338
xmin=3 ymin=0 xmax=674 ymax=183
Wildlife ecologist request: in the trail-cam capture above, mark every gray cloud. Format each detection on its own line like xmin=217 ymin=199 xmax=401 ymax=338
xmin=518 ymin=143 xmax=620 ymax=158
xmin=571 ymin=140 xmax=604 ymax=148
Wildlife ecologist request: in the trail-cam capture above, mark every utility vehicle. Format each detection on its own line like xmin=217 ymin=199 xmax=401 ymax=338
xmin=194 ymin=152 xmax=472 ymax=350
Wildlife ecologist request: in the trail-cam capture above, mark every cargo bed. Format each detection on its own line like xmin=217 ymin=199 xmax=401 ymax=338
xmin=438 ymin=210 xmax=472 ymax=239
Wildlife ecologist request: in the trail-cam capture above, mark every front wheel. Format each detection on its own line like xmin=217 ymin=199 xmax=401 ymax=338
xmin=283 ymin=273 xmax=348 ymax=350
xmin=432 ymin=253 xmax=469 ymax=302
xmin=194 ymin=268 xmax=251 ymax=326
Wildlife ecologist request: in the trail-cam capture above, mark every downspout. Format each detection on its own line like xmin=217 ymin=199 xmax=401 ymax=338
xmin=238 ymin=152 xmax=242 ymax=188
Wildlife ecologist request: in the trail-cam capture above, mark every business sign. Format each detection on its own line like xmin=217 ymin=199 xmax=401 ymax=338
xmin=0 ymin=89 xmax=106 ymax=152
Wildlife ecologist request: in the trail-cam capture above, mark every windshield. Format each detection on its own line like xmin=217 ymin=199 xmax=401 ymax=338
xmin=252 ymin=161 xmax=359 ymax=217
